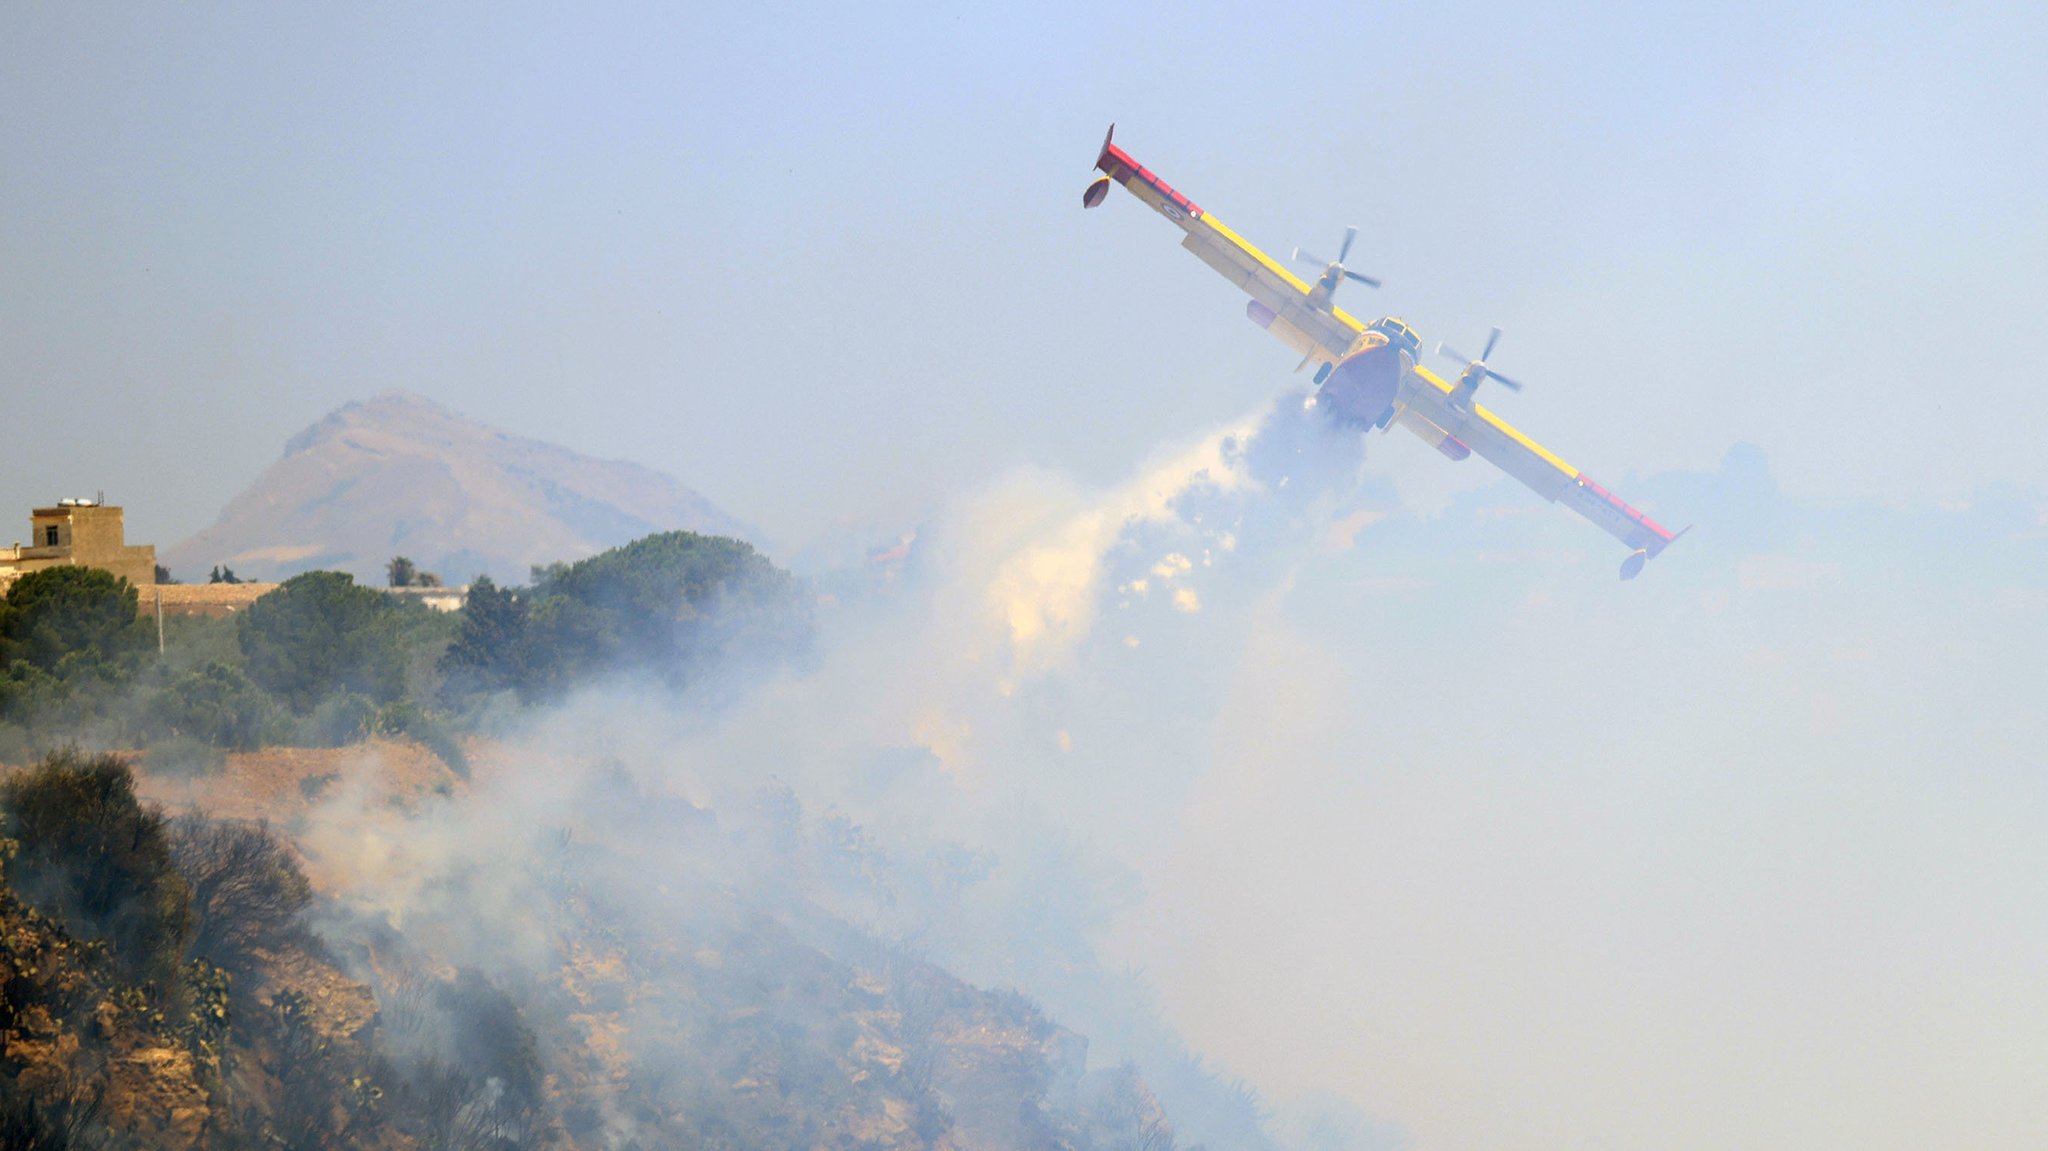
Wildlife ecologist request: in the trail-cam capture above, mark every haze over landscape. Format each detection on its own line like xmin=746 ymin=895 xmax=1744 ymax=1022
xmin=163 ymin=391 xmax=745 ymax=585
xmin=4 ymin=4 xmax=2047 ymax=1151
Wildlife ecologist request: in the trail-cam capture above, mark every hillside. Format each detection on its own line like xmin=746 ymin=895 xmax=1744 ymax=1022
xmin=2 ymin=743 xmax=1183 ymax=1151
xmin=163 ymin=392 xmax=746 ymax=585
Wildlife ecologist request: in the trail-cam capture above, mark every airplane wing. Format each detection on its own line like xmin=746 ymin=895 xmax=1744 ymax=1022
xmin=1090 ymin=126 xmax=1362 ymax=367
xmin=1394 ymin=365 xmax=1681 ymax=572
xmin=1087 ymin=124 xmax=1684 ymax=578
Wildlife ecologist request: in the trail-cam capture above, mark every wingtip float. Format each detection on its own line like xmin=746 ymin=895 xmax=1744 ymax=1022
xmin=1082 ymin=124 xmax=1684 ymax=581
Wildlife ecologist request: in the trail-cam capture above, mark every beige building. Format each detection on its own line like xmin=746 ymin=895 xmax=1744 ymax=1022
xmin=0 ymin=500 xmax=157 ymax=596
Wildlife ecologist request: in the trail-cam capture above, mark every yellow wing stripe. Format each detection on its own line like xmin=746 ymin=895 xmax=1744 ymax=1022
xmin=1196 ymin=214 xmax=1311 ymax=293
xmin=1197 ymin=214 xmax=1368 ymax=333
xmin=1409 ymin=364 xmax=1578 ymax=477
xmin=1475 ymin=403 xmax=1575 ymax=476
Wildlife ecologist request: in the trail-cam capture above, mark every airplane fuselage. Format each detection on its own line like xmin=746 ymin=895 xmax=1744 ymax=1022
xmin=1316 ymin=333 xmax=1404 ymax=427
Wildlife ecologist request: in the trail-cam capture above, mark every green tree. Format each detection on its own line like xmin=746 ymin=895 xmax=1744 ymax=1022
xmin=0 ymin=750 xmax=193 ymax=985
xmin=532 ymin=530 xmax=806 ymax=679
xmin=437 ymin=575 xmax=528 ymax=698
xmin=446 ymin=533 xmax=807 ymax=703
xmin=238 ymin=572 xmax=407 ymax=712
xmin=386 ymin=556 xmax=417 ymax=588
xmin=0 ymin=566 xmax=146 ymax=673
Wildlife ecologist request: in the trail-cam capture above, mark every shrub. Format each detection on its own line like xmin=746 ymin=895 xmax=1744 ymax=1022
xmin=384 ymin=970 xmax=550 ymax=1147
xmin=0 ymin=750 xmax=192 ymax=985
xmin=299 ymin=771 xmax=339 ymax=803
xmin=0 ymin=663 xmax=64 ymax=725
xmin=145 ymin=661 xmax=278 ymax=750
xmin=375 ymin=700 xmax=469 ymax=778
xmin=168 ymin=815 xmax=312 ymax=977
xmin=302 ymin=692 xmax=379 ymax=747
xmin=0 ymin=1071 xmax=111 ymax=1151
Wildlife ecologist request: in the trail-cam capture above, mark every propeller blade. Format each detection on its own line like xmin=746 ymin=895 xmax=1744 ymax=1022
xmin=1294 ymin=248 xmax=1326 ymax=268
xmin=1481 ymin=326 xmax=1502 ymax=362
xmin=1484 ymin=368 xmax=1523 ymax=391
xmin=1339 ymin=226 xmax=1358 ymax=263
xmin=1437 ymin=342 xmax=1473 ymax=366
xmin=1342 ymin=269 xmax=1381 ymax=288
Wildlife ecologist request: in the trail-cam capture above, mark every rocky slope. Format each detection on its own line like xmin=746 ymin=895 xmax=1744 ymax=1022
xmin=163 ymin=393 xmax=746 ymax=586
xmin=3 ymin=743 xmax=1187 ymax=1151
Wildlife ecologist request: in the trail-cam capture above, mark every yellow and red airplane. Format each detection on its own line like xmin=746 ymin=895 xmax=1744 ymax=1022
xmin=1082 ymin=126 xmax=1683 ymax=580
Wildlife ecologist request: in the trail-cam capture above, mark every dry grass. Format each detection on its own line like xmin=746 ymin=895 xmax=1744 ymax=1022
xmin=134 ymin=737 xmax=466 ymax=824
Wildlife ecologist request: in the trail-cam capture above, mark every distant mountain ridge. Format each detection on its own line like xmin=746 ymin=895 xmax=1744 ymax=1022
xmin=165 ymin=392 xmax=746 ymax=585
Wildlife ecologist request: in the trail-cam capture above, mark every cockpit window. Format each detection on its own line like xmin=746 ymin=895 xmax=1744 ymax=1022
xmin=1371 ymin=318 xmax=1420 ymax=354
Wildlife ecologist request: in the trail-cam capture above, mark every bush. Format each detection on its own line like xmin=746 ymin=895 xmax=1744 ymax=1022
xmin=168 ymin=815 xmax=312 ymax=977
xmin=302 ymin=692 xmax=378 ymax=747
xmin=376 ymin=700 xmax=469 ymax=778
xmin=145 ymin=661 xmax=279 ymax=750
xmin=0 ymin=1071 xmax=111 ymax=1151
xmin=384 ymin=970 xmax=550 ymax=1147
xmin=0 ymin=662 xmax=64 ymax=725
xmin=0 ymin=750 xmax=192 ymax=984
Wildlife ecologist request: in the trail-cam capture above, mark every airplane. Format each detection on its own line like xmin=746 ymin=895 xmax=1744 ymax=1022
xmin=1081 ymin=125 xmax=1684 ymax=580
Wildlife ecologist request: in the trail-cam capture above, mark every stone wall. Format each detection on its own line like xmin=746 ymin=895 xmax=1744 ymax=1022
xmin=136 ymin=583 xmax=280 ymax=619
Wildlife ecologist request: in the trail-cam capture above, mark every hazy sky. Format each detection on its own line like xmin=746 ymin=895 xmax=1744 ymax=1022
xmin=3 ymin=1 xmax=2045 ymax=553
xmin=6 ymin=6 xmax=2048 ymax=1150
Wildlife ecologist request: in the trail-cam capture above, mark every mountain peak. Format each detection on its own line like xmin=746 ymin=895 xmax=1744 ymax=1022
xmin=171 ymin=395 xmax=746 ymax=585
xmin=280 ymin=391 xmax=478 ymax=458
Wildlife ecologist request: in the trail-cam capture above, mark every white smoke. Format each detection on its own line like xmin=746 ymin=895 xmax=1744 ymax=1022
xmin=287 ymin=387 xmax=2048 ymax=1151
xmin=289 ymin=389 xmax=1393 ymax=1149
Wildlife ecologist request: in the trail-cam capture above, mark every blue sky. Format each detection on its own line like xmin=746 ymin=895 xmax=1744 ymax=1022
xmin=4 ymin=1 xmax=2045 ymax=550
xmin=5 ymin=5 xmax=2048 ymax=1149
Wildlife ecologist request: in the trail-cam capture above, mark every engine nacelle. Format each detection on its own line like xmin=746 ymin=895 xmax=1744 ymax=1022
xmin=1082 ymin=175 xmax=1112 ymax=209
xmin=1435 ymin=436 xmax=1471 ymax=462
xmin=1245 ymin=300 xmax=1277 ymax=329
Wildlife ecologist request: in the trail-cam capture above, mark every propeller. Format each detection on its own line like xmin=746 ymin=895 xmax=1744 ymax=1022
xmin=1436 ymin=326 xmax=1523 ymax=393
xmin=1292 ymin=226 xmax=1381 ymax=291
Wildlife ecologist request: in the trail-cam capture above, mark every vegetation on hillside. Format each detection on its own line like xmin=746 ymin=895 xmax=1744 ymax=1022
xmin=0 ymin=530 xmax=811 ymax=771
xmin=442 ymin=531 xmax=807 ymax=703
xmin=0 ymin=749 xmax=1186 ymax=1151
xmin=0 ymin=532 xmax=1236 ymax=1151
